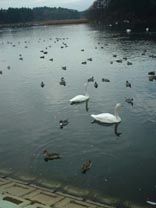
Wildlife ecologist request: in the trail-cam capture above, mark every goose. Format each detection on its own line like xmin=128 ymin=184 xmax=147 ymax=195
xmin=91 ymin=103 xmax=122 ymax=124
xmin=69 ymin=83 xmax=89 ymax=104
xmin=81 ymin=160 xmax=92 ymax=174
xmin=43 ymin=149 xmax=61 ymax=161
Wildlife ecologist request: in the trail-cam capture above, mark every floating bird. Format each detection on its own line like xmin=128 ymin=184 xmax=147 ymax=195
xmin=62 ymin=66 xmax=67 ymax=70
xmin=146 ymin=200 xmax=156 ymax=205
xmin=88 ymin=76 xmax=94 ymax=82
xmin=91 ymin=103 xmax=122 ymax=124
xmin=116 ymin=59 xmax=122 ymax=63
xmin=148 ymin=71 xmax=155 ymax=75
xmin=43 ymin=149 xmax=61 ymax=161
xmin=145 ymin=27 xmax=149 ymax=32
xmin=60 ymin=77 xmax=66 ymax=86
xmin=87 ymin=58 xmax=92 ymax=61
xmin=126 ymin=80 xmax=131 ymax=88
xmin=40 ymin=81 xmax=45 ymax=88
xmin=49 ymin=58 xmax=53 ymax=61
xmin=94 ymin=82 xmax=98 ymax=88
xmin=59 ymin=119 xmax=69 ymax=129
xmin=7 ymin=66 xmax=11 ymax=70
xmin=125 ymin=97 xmax=133 ymax=106
xmin=102 ymin=78 xmax=110 ymax=82
xmin=40 ymin=56 xmax=45 ymax=59
xmin=0 ymin=70 xmax=3 ymax=75
xmin=69 ymin=83 xmax=89 ymax=104
xmin=81 ymin=160 xmax=92 ymax=174
xmin=81 ymin=61 xmax=87 ymax=65
xmin=126 ymin=29 xmax=131 ymax=34
xmin=127 ymin=61 xmax=132 ymax=65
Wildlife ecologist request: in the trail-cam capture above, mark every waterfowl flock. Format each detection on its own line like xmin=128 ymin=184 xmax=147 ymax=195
xmin=1 ymin=26 xmax=156 ymax=204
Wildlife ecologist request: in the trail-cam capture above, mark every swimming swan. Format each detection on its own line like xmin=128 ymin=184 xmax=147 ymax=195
xmin=69 ymin=83 xmax=89 ymax=104
xmin=91 ymin=103 xmax=122 ymax=124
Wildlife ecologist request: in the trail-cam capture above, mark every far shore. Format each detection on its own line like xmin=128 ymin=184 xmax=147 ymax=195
xmin=0 ymin=18 xmax=89 ymax=29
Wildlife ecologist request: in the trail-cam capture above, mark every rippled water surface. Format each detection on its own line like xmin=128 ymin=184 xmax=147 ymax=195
xmin=0 ymin=24 xmax=156 ymax=204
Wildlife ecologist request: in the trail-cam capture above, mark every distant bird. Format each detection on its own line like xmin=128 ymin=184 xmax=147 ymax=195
xmin=145 ymin=27 xmax=149 ymax=32
xmin=81 ymin=160 xmax=92 ymax=174
xmin=60 ymin=77 xmax=66 ymax=86
xmin=127 ymin=61 xmax=132 ymax=65
xmin=116 ymin=59 xmax=122 ymax=63
xmin=62 ymin=66 xmax=67 ymax=70
xmin=126 ymin=29 xmax=131 ymax=34
xmin=49 ymin=58 xmax=53 ymax=61
xmin=87 ymin=58 xmax=92 ymax=61
xmin=59 ymin=119 xmax=69 ymax=129
xmin=7 ymin=66 xmax=11 ymax=70
xmin=0 ymin=70 xmax=3 ymax=75
xmin=88 ymin=76 xmax=94 ymax=82
xmin=43 ymin=149 xmax=61 ymax=161
xmin=126 ymin=80 xmax=131 ymax=88
xmin=91 ymin=103 xmax=122 ymax=124
xmin=81 ymin=49 xmax=84 ymax=52
xmin=40 ymin=56 xmax=45 ymax=59
xmin=69 ymin=83 xmax=89 ymax=104
xmin=94 ymin=82 xmax=98 ymax=88
xmin=40 ymin=81 xmax=45 ymax=88
xmin=148 ymin=71 xmax=155 ymax=75
xmin=125 ymin=97 xmax=133 ymax=106
xmin=81 ymin=61 xmax=87 ymax=65
xmin=102 ymin=78 xmax=110 ymax=82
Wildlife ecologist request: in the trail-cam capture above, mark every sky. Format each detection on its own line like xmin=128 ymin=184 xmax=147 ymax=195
xmin=0 ymin=0 xmax=95 ymax=11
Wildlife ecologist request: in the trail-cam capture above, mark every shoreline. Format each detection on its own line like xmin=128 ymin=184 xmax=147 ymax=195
xmin=0 ymin=170 xmax=149 ymax=208
xmin=0 ymin=19 xmax=89 ymax=29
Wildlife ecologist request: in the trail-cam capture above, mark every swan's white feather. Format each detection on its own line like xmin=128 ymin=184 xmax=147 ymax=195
xmin=91 ymin=113 xmax=121 ymax=123
xmin=69 ymin=95 xmax=89 ymax=103
xmin=146 ymin=201 xmax=156 ymax=205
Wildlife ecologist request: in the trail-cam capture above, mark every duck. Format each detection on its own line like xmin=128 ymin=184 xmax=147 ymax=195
xmin=60 ymin=77 xmax=66 ymax=86
xmin=81 ymin=160 xmax=92 ymax=174
xmin=43 ymin=149 xmax=61 ymax=161
xmin=59 ymin=119 xmax=69 ymax=129
xmin=81 ymin=61 xmax=87 ymax=65
xmin=94 ymin=82 xmax=98 ymax=88
xmin=91 ymin=103 xmax=122 ymax=124
xmin=125 ymin=97 xmax=133 ymax=106
xmin=62 ymin=66 xmax=67 ymax=70
xmin=88 ymin=76 xmax=94 ymax=82
xmin=69 ymin=83 xmax=89 ymax=104
xmin=148 ymin=71 xmax=155 ymax=75
xmin=126 ymin=80 xmax=131 ymax=87
xmin=87 ymin=58 xmax=92 ymax=61
xmin=40 ymin=81 xmax=45 ymax=88
xmin=102 ymin=78 xmax=110 ymax=82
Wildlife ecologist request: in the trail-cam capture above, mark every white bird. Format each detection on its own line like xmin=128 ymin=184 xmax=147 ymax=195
xmin=91 ymin=103 xmax=122 ymax=124
xmin=126 ymin=29 xmax=131 ymax=34
xmin=69 ymin=83 xmax=89 ymax=104
xmin=146 ymin=27 xmax=149 ymax=32
xmin=146 ymin=200 xmax=156 ymax=205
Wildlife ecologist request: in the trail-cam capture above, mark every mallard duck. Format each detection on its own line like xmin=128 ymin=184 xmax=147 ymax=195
xmin=59 ymin=119 xmax=69 ymax=129
xmin=43 ymin=149 xmax=61 ymax=161
xmin=81 ymin=160 xmax=92 ymax=174
xmin=125 ymin=97 xmax=133 ymax=106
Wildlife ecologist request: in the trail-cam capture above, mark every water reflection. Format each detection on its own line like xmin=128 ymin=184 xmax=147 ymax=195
xmin=91 ymin=121 xmax=122 ymax=137
xmin=70 ymin=100 xmax=89 ymax=112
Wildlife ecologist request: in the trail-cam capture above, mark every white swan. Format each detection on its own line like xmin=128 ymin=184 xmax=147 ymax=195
xmin=91 ymin=103 xmax=122 ymax=124
xmin=69 ymin=83 xmax=89 ymax=104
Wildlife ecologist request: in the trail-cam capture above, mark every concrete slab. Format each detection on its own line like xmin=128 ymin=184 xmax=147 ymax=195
xmin=24 ymin=190 xmax=64 ymax=206
xmin=0 ymin=182 xmax=36 ymax=197
xmin=0 ymin=178 xmax=11 ymax=186
xmin=54 ymin=197 xmax=96 ymax=208
xmin=0 ymin=192 xmax=31 ymax=208
xmin=25 ymin=203 xmax=50 ymax=208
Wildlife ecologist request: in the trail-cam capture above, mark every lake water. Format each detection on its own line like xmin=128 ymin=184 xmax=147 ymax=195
xmin=0 ymin=24 xmax=156 ymax=205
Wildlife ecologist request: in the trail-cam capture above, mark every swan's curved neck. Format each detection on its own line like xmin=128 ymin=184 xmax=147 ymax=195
xmin=84 ymin=84 xmax=88 ymax=95
xmin=114 ymin=106 xmax=120 ymax=119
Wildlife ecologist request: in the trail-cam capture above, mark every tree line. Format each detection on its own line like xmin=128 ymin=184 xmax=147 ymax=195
xmin=0 ymin=7 xmax=80 ymax=24
xmin=87 ymin=0 xmax=156 ymax=24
